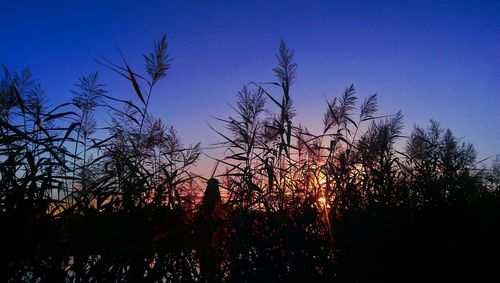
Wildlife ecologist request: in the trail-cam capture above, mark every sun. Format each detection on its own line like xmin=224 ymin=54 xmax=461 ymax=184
xmin=316 ymin=174 xmax=331 ymax=208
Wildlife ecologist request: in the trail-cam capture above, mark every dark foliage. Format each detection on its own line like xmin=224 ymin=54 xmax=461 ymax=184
xmin=1 ymin=37 xmax=499 ymax=282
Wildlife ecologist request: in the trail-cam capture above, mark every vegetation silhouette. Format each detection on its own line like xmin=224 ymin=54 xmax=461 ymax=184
xmin=0 ymin=35 xmax=499 ymax=282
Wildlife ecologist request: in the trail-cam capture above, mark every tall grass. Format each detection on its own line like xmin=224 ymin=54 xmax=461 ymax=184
xmin=1 ymin=36 xmax=499 ymax=282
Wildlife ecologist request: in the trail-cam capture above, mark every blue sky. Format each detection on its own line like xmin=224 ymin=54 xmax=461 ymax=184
xmin=1 ymin=0 xmax=499 ymax=173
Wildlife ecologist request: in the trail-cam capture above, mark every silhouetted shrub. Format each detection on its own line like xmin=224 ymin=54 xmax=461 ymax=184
xmin=0 ymin=36 xmax=498 ymax=282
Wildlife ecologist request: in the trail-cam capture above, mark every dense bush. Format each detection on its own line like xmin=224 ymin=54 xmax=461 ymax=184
xmin=1 ymin=36 xmax=498 ymax=282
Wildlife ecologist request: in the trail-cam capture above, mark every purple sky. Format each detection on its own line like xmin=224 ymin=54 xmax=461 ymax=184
xmin=1 ymin=0 xmax=499 ymax=175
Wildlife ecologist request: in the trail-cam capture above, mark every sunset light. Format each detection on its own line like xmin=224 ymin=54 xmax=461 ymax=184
xmin=1 ymin=1 xmax=498 ymax=282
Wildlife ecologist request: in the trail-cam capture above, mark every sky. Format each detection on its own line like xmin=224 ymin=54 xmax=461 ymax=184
xmin=1 ymin=0 xmax=499 ymax=175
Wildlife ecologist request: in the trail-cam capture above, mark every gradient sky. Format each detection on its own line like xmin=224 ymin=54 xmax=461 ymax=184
xmin=1 ymin=0 xmax=499 ymax=174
